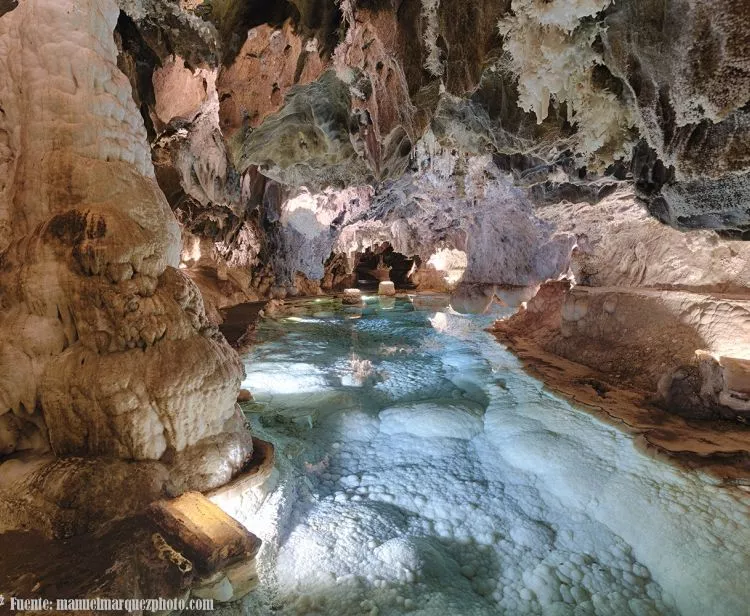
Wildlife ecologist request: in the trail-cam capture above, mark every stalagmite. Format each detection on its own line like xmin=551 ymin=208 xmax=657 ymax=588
xmin=342 ymin=288 xmax=364 ymax=305
xmin=378 ymin=281 xmax=396 ymax=296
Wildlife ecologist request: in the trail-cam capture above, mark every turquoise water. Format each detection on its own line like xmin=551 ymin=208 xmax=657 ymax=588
xmin=227 ymin=296 xmax=749 ymax=616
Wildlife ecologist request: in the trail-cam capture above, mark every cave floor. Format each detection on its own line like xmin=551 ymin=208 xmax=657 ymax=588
xmin=233 ymin=296 xmax=749 ymax=616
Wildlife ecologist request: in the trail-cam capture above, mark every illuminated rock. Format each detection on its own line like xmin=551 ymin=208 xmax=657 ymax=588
xmin=494 ymin=281 xmax=750 ymax=422
xmin=2 ymin=0 xmax=750 ymax=606
xmin=720 ymin=356 xmax=750 ymax=395
xmin=225 ymin=558 xmax=259 ymax=599
xmin=237 ymin=389 xmax=253 ymax=403
xmin=378 ymin=281 xmax=396 ymax=296
xmin=0 ymin=0 xmax=252 ymax=540
xmin=148 ymin=491 xmax=261 ymax=574
xmin=192 ymin=572 xmax=234 ymax=602
xmin=342 ymin=289 xmax=363 ymax=305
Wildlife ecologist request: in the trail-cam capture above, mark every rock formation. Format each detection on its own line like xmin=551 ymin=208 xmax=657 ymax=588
xmin=0 ymin=0 xmax=253 ymax=539
xmin=102 ymin=0 xmax=749 ymax=305
xmin=492 ymin=188 xmax=750 ymax=480
xmin=494 ymin=188 xmax=750 ymax=425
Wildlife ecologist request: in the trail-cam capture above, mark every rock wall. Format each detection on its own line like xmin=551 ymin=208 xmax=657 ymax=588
xmin=495 ymin=190 xmax=750 ymax=423
xmin=541 ymin=189 xmax=750 ymax=292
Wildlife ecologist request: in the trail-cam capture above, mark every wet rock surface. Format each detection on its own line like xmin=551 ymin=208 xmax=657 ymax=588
xmin=0 ymin=491 xmax=267 ymax=612
xmin=148 ymin=491 xmax=262 ymax=573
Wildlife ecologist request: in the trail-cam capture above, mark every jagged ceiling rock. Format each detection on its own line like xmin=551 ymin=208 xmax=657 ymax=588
xmin=332 ymin=135 xmax=574 ymax=288
xmin=199 ymin=0 xmax=341 ymax=64
xmin=605 ymin=0 xmax=749 ymax=137
xmin=221 ymin=0 xmax=569 ymax=191
xmin=473 ymin=0 xmax=750 ymax=230
xmin=333 ymin=4 xmax=424 ymax=175
xmin=118 ymin=0 xmax=220 ymax=66
xmin=428 ymin=0 xmax=509 ymax=94
xmin=112 ymin=0 xmax=750 ymax=254
xmin=152 ymin=54 xmax=209 ymax=124
xmin=102 ymin=0 xmax=750 ymax=304
xmin=230 ymin=70 xmax=372 ymax=188
xmin=197 ymin=0 xmax=301 ymax=64
xmin=496 ymin=0 xmax=637 ymax=169
xmin=152 ymin=65 xmax=242 ymax=212
xmin=601 ymin=0 xmax=750 ymax=229
xmin=340 ymin=0 xmax=429 ymax=98
xmin=217 ymin=19 xmax=326 ymax=136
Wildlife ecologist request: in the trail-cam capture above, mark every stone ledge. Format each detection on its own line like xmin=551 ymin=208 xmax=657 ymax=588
xmin=208 ymin=437 xmax=276 ymax=500
xmin=342 ymin=288 xmax=363 ymax=305
xmin=378 ymin=281 xmax=396 ymax=296
xmin=492 ymin=330 xmax=750 ymax=490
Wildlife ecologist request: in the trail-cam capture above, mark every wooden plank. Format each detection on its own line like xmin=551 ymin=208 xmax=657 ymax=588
xmin=147 ymin=492 xmax=261 ymax=574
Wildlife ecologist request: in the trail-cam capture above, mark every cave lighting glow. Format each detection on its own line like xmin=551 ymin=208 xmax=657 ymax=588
xmin=179 ymin=234 xmax=202 ymax=268
xmin=427 ymin=248 xmax=468 ymax=285
xmin=285 ymin=316 xmax=325 ymax=323
xmin=281 ymin=189 xmax=339 ymax=239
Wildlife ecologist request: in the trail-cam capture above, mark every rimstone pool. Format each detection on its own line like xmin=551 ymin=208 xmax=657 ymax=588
xmin=221 ymin=296 xmax=749 ymax=616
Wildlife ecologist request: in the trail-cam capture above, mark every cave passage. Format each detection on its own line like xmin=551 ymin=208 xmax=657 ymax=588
xmin=232 ymin=297 xmax=748 ymax=616
xmin=353 ymin=244 xmax=417 ymax=290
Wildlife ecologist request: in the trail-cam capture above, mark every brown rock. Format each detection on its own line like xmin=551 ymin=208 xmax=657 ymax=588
xmin=342 ymin=288 xmax=363 ymax=305
xmin=147 ymin=492 xmax=261 ymax=574
xmin=237 ymin=389 xmax=253 ymax=403
xmin=218 ymin=20 xmax=325 ymax=137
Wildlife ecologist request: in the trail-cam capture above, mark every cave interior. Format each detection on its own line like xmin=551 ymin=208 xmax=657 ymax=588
xmin=0 ymin=0 xmax=748 ymax=614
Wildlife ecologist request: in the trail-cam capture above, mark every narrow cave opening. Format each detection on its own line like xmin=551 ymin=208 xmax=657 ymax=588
xmin=353 ymin=243 xmax=416 ymax=290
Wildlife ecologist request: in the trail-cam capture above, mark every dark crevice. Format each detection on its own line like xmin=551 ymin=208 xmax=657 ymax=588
xmin=354 ymin=244 xmax=415 ymax=289
xmin=114 ymin=11 xmax=160 ymax=142
xmin=200 ymin=0 xmax=342 ymax=66
xmin=0 ymin=0 xmax=17 ymax=19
